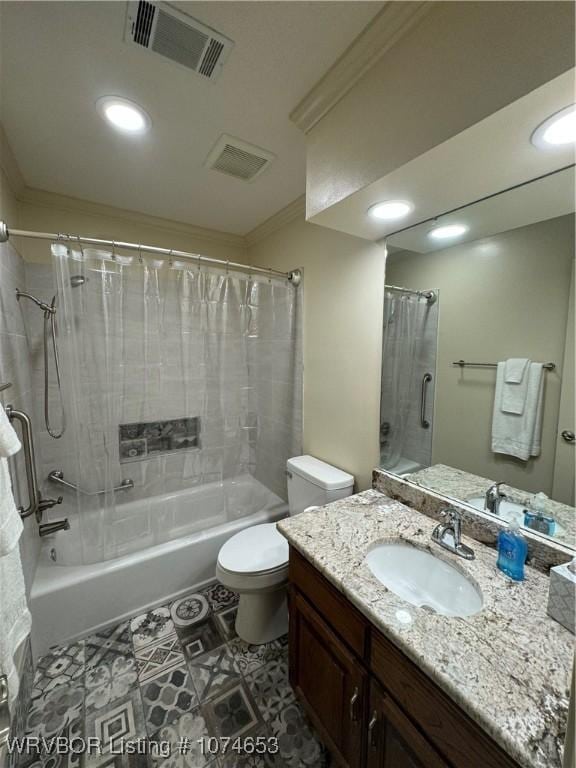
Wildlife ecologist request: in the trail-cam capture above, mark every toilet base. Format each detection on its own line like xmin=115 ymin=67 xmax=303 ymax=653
xmin=235 ymin=585 xmax=288 ymax=645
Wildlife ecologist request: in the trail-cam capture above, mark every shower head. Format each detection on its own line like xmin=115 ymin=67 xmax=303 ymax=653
xmin=70 ymin=275 xmax=86 ymax=287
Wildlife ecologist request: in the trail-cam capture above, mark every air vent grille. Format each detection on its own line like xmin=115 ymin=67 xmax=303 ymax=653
xmin=205 ymin=135 xmax=275 ymax=182
xmin=124 ymin=2 xmax=233 ymax=82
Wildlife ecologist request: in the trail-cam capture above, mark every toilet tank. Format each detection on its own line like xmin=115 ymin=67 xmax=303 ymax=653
xmin=286 ymin=455 xmax=354 ymax=516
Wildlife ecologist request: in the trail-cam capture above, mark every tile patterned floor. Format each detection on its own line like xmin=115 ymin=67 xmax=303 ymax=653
xmin=17 ymin=582 xmax=329 ymax=768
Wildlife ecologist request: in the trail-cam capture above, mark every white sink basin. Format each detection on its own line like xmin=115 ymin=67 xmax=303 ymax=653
xmin=466 ymin=497 xmax=564 ymax=537
xmin=365 ymin=542 xmax=483 ymax=617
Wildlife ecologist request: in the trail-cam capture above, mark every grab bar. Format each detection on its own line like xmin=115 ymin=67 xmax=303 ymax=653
xmin=48 ymin=469 xmax=134 ymax=496
xmin=420 ymin=373 xmax=432 ymax=429
xmin=5 ymin=405 xmax=41 ymax=520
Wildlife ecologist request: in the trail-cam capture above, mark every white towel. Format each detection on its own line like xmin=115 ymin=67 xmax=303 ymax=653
xmin=0 ymin=459 xmax=23 ymax=556
xmin=492 ymin=362 xmax=544 ymax=460
xmin=502 ymin=358 xmax=530 ymax=415
xmin=0 ymin=546 xmax=32 ymax=707
xmin=0 ymin=403 xmax=21 ymax=458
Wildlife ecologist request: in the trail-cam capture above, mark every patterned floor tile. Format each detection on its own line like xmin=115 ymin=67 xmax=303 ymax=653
xmin=201 ymin=583 xmax=239 ymax=612
xmin=16 ymin=718 xmax=84 ymax=768
xmin=32 ymin=641 xmax=85 ymax=698
xmin=86 ymin=656 xmax=139 ymax=714
xmin=85 ymin=622 xmax=133 ymax=669
xmin=213 ymin=607 xmax=238 ymax=642
xmin=148 ymin=709 xmax=212 ymax=768
xmin=131 ymin=608 xmax=176 ymax=650
xmin=25 ymin=683 xmax=84 ymax=739
xmin=203 ymin=682 xmax=263 ymax=740
xmin=186 ymin=646 xmax=241 ymax=703
xmin=84 ymin=689 xmax=147 ymax=767
xmin=170 ymin=594 xmax=211 ymax=628
xmin=141 ymin=665 xmax=198 ymax=734
xmin=269 ymin=703 xmax=327 ymax=768
xmin=134 ymin=633 xmax=186 ymax=684
xmin=177 ymin=618 xmax=226 ymax=662
xmin=228 ymin=638 xmax=286 ymax=677
xmin=245 ymin=658 xmax=295 ymax=722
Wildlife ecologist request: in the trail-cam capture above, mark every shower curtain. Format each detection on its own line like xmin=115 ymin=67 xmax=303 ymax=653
xmin=379 ymin=290 xmax=428 ymax=469
xmin=51 ymin=243 xmax=302 ymax=565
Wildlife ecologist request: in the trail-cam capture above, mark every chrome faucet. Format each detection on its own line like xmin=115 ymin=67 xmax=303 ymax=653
xmin=485 ymin=482 xmax=506 ymax=516
xmin=432 ymin=508 xmax=475 ymax=560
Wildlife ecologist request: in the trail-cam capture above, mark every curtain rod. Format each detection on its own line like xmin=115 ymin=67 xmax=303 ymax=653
xmin=385 ymin=283 xmax=437 ymax=304
xmin=0 ymin=221 xmax=301 ymax=285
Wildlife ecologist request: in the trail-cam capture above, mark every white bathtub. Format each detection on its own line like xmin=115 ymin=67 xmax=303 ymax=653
xmin=30 ymin=475 xmax=287 ymax=657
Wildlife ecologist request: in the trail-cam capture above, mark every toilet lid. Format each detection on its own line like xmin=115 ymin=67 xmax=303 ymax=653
xmin=218 ymin=523 xmax=289 ymax=574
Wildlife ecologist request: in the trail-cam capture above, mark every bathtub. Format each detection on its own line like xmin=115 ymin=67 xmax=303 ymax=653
xmin=30 ymin=475 xmax=287 ymax=657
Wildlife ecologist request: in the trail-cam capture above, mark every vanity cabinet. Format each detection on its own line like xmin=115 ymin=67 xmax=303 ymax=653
xmin=288 ymin=547 xmax=520 ymax=768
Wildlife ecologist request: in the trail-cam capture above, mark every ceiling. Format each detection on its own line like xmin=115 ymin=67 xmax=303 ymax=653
xmin=0 ymin=1 xmax=382 ymax=235
xmin=310 ymin=69 xmax=576 ymax=241
xmin=387 ymin=166 xmax=575 ymax=256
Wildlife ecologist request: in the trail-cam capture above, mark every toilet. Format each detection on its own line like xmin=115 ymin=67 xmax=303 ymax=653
xmin=216 ymin=455 xmax=354 ymax=644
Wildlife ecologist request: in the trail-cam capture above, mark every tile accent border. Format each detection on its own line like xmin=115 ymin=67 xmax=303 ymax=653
xmin=372 ymin=467 xmax=574 ymax=573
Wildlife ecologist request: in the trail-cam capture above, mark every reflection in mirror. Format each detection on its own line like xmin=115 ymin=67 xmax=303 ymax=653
xmin=380 ymin=167 xmax=575 ymax=548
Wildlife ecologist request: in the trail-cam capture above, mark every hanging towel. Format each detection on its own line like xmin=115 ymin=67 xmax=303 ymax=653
xmin=0 ymin=404 xmax=23 ymax=555
xmin=0 ymin=547 xmax=32 ymax=707
xmin=0 ymin=403 xmax=21 ymax=458
xmin=0 ymin=402 xmax=31 ymax=707
xmin=501 ymin=358 xmax=530 ymax=415
xmin=492 ymin=362 xmax=545 ymax=460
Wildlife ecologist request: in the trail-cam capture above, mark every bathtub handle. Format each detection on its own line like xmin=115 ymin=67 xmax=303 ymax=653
xmin=48 ymin=469 xmax=134 ymax=496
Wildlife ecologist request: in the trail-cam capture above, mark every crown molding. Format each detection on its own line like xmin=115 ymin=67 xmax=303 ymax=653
xmin=290 ymin=1 xmax=432 ymax=134
xmin=0 ymin=123 xmax=26 ymax=197
xmin=17 ymin=186 xmax=247 ymax=248
xmin=245 ymin=195 xmax=306 ymax=246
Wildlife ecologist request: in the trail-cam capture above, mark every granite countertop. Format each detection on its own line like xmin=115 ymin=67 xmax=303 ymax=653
xmin=407 ymin=464 xmax=575 ymax=546
xmin=277 ymin=490 xmax=574 ymax=768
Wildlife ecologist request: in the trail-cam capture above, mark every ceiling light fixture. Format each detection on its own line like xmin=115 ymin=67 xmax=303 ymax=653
xmin=96 ymin=96 xmax=150 ymax=134
xmin=368 ymin=200 xmax=413 ymax=221
xmin=531 ymin=105 xmax=576 ymax=149
xmin=429 ymin=224 xmax=468 ymax=241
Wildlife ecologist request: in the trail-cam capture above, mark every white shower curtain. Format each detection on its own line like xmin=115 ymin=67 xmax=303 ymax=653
xmin=51 ymin=243 xmax=302 ymax=564
xmin=380 ymin=290 xmax=427 ymax=469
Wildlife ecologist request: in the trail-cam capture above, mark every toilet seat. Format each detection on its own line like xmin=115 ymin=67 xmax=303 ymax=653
xmin=217 ymin=523 xmax=289 ymax=575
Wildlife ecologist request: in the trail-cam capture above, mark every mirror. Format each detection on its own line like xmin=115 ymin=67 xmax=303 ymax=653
xmin=380 ymin=166 xmax=575 ymax=548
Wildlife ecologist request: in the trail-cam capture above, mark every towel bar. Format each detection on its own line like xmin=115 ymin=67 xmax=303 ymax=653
xmin=452 ymin=360 xmax=555 ymax=371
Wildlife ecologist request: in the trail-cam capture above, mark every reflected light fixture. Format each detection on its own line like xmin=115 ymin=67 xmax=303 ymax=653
xmin=368 ymin=200 xmax=413 ymax=221
xmin=96 ymin=96 xmax=150 ymax=134
xmin=531 ymin=105 xmax=576 ymax=149
xmin=429 ymin=223 xmax=468 ymax=241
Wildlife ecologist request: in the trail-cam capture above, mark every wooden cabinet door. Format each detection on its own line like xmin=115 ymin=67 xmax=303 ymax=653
xmin=289 ymin=588 xmax=366 ymax=768
xmin=366 ymin=681 xmax=449 ymax=768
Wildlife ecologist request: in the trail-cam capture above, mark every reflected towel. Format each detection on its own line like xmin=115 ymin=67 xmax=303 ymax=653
xmin=0 ymin=404 xmax=20 ymax=458
xmin=492 ymin=362 xmax=544 ymax=460
xmin=0 ymin=459 xmax=23 ymax=556
xmin=0 ymin=546 xmax=32 ymax=707
xmin=502 ymin=358 xmax=530 ymax=415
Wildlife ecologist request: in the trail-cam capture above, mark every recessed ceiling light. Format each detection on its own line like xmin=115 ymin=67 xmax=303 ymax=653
xmin=96 ymin=96 xmax=150 ymax=134
xmin=531 ymin=105 xmax=576 ymax=149
xmin=368 ymin=200 xmax=413 ymax=221
xmin=429 ymin=224 xmax=468 ymax=241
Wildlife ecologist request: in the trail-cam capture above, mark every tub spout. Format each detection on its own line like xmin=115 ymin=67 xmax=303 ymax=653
xmin=39 ymin=519 xmax=70 ymax=537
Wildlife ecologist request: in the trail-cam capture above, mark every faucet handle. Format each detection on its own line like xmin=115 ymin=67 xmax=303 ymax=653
xmin=439 ymin=507 xmax=461 ymax=521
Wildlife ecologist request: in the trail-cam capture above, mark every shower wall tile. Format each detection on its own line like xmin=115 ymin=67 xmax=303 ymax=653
xmin=0 ymin=244 xmax=42 ymax=599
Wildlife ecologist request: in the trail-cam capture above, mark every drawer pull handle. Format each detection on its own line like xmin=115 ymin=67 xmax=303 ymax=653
xmin=368 ymin=711 xmax=379 ymax=747
xmin=349 ymin=687 xmax=359 ymax=721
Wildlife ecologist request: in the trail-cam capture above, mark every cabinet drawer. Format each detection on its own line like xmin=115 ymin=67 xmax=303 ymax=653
xmin=371 ymin=631 xmax=520 ymax=768
xmin=289 ymin=547 xmax=369 ymax=659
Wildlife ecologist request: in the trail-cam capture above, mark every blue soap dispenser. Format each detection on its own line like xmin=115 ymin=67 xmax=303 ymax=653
xmin=497 ymin=519 xmax=527 ymax=581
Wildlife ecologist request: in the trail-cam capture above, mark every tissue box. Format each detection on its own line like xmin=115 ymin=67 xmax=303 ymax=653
xmin=547 ymin=561 xmax=576 ymax=634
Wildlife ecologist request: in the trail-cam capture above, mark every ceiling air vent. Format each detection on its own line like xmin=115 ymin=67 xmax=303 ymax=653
xmin=124 ymin=2 xmax=234 ymax=81
xmin=205 ymin=135 xmax=275 ymax=182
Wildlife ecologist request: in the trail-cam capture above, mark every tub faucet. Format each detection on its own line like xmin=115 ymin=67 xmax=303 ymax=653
xmin=39 ymin=519 xmax=70 ymax=537
xmin=432 ymin=508 xmax=475 ymax=560
xmin=485 ymin=482 xmax=506 ymax=515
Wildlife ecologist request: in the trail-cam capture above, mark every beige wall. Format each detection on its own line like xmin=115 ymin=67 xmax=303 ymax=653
xmin=305 ymin=1 xmax=575 ymax=218
xmin=248 ymin=217 xmax=385 ymax=491
xmin=387 ymin=215 xmax=575 ymax=496
xmin=12 ymin=189 xmax=247 ymax=266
